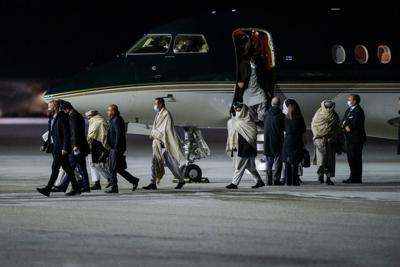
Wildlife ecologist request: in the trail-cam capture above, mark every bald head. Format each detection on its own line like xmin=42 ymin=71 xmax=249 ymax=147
xmin=271 ymin=97 xmax=281 ymax=107
xmin=107 ymin=104 xmax=120 ymax=118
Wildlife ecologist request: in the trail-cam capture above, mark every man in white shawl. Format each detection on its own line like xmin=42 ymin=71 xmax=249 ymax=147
xmin=311 ymin=100 xmax=340 ymax=185
xmin=225 ymin=102 xmax=265 ymax=189
xmin=143 ymin=97 xmax=186 ymax=190
xmin=85 ymin=110 xmax=112 ymax=190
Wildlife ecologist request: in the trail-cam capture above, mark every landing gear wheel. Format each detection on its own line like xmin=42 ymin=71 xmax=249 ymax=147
xmin=182 ymin=164 xmax=202 ymax=182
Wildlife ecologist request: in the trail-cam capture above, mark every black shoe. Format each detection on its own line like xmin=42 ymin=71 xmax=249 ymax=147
xmin=105 ymin=183 xmax=112 ymax=189
xmin=90 ymin=182 xmax=101 ymax=190
xmin=175 ymin=181 xmax=185 ymax=189
xmin=143 ymin=184 xmax=157 ymax=190
xmin=274 ymin=180 xmax=284 ymax=186
xmin=105 ymin=186 xmax=118 ymax=193
xmin=252 ymin=180 xmax=265 ymax=189
xmin=65 ymin=189 xmax=81 ymax=196
xmin=226 ymin=183 xmax=238 ymax=189
xmin=318 ymin=175 xmax=324 ymax=184
xmin=326 ymin=178 xmax=334 ymax=185
xmin=51 ymin=185 xmax=66 ymax=193
xmin=132 ymin=180 xmax=139 ymax=192
xmin=36 ymin=187 xmax=51 ymax=197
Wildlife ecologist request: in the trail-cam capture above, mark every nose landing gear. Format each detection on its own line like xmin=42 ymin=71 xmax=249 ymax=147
xmin=178 ymin=127 xmax=210 ymax=183
xmin=180 ymin=164 xmax=206 ymax=183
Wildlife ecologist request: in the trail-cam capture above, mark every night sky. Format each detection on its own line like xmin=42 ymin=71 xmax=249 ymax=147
xmin=0 ymin=1 xmax=231 ymax=80
xmin=0 ymin=1 xmax=391 ymax=80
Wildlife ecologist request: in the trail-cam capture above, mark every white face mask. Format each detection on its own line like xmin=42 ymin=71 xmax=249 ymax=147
xmin=154 ymin=105 xmax=159 ymax=112
xmin=282 ymin=105 xmax=288 ymax=115
xmin=235 ymin=110 xmax=242 ymax=117
xmin=347 ymin=100 xmax=353 ymax=107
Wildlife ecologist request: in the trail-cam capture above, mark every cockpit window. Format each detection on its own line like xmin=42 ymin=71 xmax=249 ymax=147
xmin=173 ymin=34 xmax=209 ymax=54
xmin=127 ymin=34 xmax=171 ymax=54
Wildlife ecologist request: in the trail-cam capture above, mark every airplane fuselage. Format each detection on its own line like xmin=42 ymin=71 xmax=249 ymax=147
xmin=44 ymin=10 xmax=400 ymax=139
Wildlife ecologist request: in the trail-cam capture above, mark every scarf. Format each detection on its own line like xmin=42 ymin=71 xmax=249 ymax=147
xmin=151 ymin=108 xmax=184 ymax=162
xmin=226 ymin=104 xmax=257 ymax=155
xmin=311 ymin=101 xmax=339 ymax=139
xmin=87 ymin=114 xmax=109 ymax=149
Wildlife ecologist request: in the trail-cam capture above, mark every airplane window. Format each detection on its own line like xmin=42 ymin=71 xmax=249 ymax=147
xmin=127 ymin=34 xmax=171 ymax=54
xmin=332 ymin=45 xmax=346 ymax=64
xmin=377 ymin=45 xmax=391 ymax=64
xmin=173 ymin=34 xmax=209 ymax=54
xmin=354 ymin=45 xmax=368 ymax=64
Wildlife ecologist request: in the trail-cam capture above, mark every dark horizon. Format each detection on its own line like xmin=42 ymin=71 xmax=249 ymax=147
xmin=0 ymin=1 xmax=243 ymax=80
xmin=1 ymin=2 xmax=396 ymax=80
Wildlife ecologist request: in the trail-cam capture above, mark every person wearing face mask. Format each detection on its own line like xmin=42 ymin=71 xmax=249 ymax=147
xmin=311 ymin=100 xmax=340 ymax=185
xmin=225 ymin=102 xmax=265 ymax=189
xmin=340 ymin=94 xmax=366 ymax=184
xmin=143 ymin=97 xmax=186 ymax=190
xmin=105 ymin=104 xmax=140 ymax=193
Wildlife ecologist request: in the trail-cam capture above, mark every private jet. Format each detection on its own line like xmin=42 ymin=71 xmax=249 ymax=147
xmin=43 ymin=8 xmax=400 ymax=180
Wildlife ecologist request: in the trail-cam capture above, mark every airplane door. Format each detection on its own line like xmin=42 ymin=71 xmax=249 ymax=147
xmin=232 ymin=28 xmax=276 ymax=103
xmin=233 ymin=28 xmax=276 ymax=70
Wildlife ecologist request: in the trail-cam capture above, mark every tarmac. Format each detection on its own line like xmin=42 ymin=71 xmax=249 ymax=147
xmin=0 ymin=123 xmax=399 ymax=267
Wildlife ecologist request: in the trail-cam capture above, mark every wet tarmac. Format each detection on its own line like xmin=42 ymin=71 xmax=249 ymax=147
xmin=0 ymin=123 xmax=399 ymax=266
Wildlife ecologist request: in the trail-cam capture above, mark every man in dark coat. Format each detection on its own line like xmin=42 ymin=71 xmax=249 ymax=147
xmin=57 ymin=101 xmax=91 ymax=192
xmin=105 ymin=104 xmax=140 ymax=193
xmin=341 ymin=94 xmax=366 ymax=184
xmin=37 ymin=100 xmax=81 ymax=197
xmin=264 ymin=97 xmax=285 ymax=185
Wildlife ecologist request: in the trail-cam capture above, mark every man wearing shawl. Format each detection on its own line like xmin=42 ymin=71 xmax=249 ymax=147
xmin=311 ymin=100 xmax=340 ymax=185
xmin=85 ymin=110 xmax=112 ymax=190
xmin=226 ymin=102 xmax=265 ymax=189
xmin=143 ymin=98 xmax=186 ymax=190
